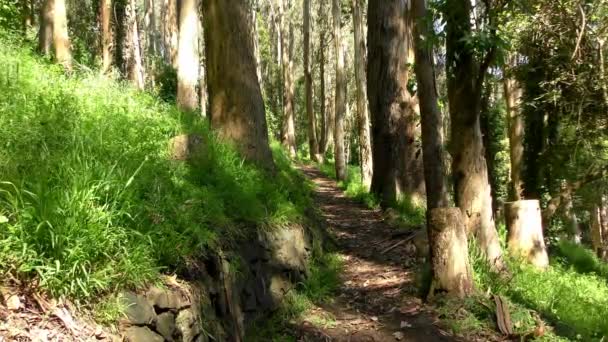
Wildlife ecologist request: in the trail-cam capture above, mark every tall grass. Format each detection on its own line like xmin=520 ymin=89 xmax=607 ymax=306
xmin=0 ymin=32 xmax=311 ymax=302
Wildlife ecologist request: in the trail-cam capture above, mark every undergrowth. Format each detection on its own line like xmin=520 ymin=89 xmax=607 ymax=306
xmin=316 ymin=161 xmax=425 ymax=226
xmin=0 ymin=32 xmax=311 ymax=304
xmin=439 ymin=240 xmax=608 ymax=341
xmin=247 ymin=252 xmax=343 ymax=341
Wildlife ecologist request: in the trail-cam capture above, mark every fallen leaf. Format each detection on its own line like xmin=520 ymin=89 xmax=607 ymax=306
xmin=370 ymin=316 xmax=378 ymax=321
xmin=393 ymin=331 xmax=404 ymax=340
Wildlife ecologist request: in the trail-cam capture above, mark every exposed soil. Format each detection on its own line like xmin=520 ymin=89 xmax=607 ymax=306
xmin=289 ymin=165 xmax=458 ymax=342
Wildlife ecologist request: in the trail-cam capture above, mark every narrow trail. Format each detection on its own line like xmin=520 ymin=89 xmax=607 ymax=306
xmin=293 ymin=165 xmax=455 ymax=342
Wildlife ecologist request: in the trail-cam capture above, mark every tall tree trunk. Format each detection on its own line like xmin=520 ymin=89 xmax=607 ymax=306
xmin=413 ymin=0 xmax=448 ymax=210
xmin=38 ymin=0 xmax=53 ymax=55
xmin=352 ymin=0 xmax=373 ymax=190
xmin=163 ymin=0 xmax=179 ymax=68
xmin=252 ymin=0 xmax=264 ymax=94
xmin=203 ymin=0 xmax=275 ymax=170
xmin=413 ymin=0 xmax=472 ymax=297
xmin=126 ymin=0 xmax=145 ymax=89
xmin=279 ymin=0 xmax=297 ymax=157
xmin=319 ymin=27 xmax=328 ymax=154
xmin=176 ymin=0 xmax=199 ymax=111
xmin=367 ymin=0 xmax=419 ymax=205
xmin=100 ymin=0 xmax=113 ymax=73
xmin=445 ymin=0 xmax=502 ymax=265
xmin=304 ymin=0 xmax=320 ymax=161
xmin=504 ymin=55 xmax=524 ymax=201
xmin=332 ymin=0 xmax=346 ymax=181
xmin=52 ymin=0 xmax=71 ymax=69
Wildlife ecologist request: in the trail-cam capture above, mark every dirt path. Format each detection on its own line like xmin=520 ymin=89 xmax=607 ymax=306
xmin=292 ymin=165 xmax=455 ymax=342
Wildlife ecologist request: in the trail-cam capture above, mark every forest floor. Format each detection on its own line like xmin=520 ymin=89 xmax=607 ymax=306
xmin=291 ymin=165 xmax=456 ymax=342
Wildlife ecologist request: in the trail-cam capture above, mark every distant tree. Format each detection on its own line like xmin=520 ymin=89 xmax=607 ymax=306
xmin=162 ymin=0 xmax=179 ymax=67
xmin=332 ymin=0 xmax=346 ymax=181
xmin=351 ymin=0 xmax=372 ymax=189
xmin=304 ymin=0 xmax=320 ymax=161
xmin=38 ymin=0 xmax=53 ymax=55
xmin=99 ymin=0 xmax=112 ymax=73
xmin=279 ymin=0 xmax=297 ymax=157
xmin=176 ymin=0 xmax=200 ymax=111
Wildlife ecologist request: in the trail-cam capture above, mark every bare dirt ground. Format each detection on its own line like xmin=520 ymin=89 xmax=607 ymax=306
xmin=291 ymin=165 xmax=458 ymax=342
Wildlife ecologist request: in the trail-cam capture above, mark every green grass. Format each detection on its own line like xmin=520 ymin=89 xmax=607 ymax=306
xmin=452 ymin=241 xmax=608 ymax=341
xmin=0 ymin=31 xmax=312 ymax=304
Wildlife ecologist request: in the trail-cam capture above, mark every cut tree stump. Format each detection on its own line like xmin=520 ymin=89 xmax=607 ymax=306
xmin=428 ymin=208 xmax=473 ymax=297
xmin=504 ymin=200 xmax=549 ymax=268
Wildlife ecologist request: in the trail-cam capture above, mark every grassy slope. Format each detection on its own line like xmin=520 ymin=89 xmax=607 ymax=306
xmin=0 ymin=33 xmax=312 ymax=308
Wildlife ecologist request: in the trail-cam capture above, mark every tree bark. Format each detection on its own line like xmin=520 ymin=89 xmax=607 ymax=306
xmin=99 ymin=0 xmax=113 ymax=73
xmin=445 ymin=0 xmax=502 ymax=265
xmin=367 ymin=0 xmax=420 ymax=205
xmin=590 ymin=197 xmax=608 ymax=260
xmin=126 ymin=0 xmax=145 ymax=89
xmin=279 ymin=0 xmax=297 ymax=157
xmin=38 ymin=0 xmax=53 ymax=56
xmin=352 ymin=0 xmax=373 ymax=190
xmin=428 ymin=208 xmax=473 ymax=297
xmin=332 ymin=0 xmax=346 ymax=181
xmin=176 ymin=0 xmax=200 ymax=112
xmin=319 ymin=28 xmax=328 ymax=154
xmin=22 ymin=0 xmax=33 ymax=31
xmin=504 ymin=200 xmax=549 ymax=268
xmin=304 ymin=0 xmax=320 ymax=161
xmin=504 ymin=55 xmax=524 ymax=201
xmin=413 ymin=0 xmax=448 ymax=210
xmin=203 ymin=0 xmax=275 ymax=170
xmin=163 ymin=0 xmax=179 ymax=68
xmin=52 ymin=0 xmax=71 ymax=69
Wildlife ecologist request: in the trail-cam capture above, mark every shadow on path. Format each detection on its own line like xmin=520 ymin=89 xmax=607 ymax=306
xmin=290 ymin=165 xmax=457 ymax=342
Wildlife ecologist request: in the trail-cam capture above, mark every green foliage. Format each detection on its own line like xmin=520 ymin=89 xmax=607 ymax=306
xmin=0 ymin=34 xmax=311 ymax=303
xmin=0 ymin=0 xmax=20 ymax=31
xmin=317 ymin=162 xmax=379 ymax=209
xmin=470 ymin=242 xmax=608 ymax=340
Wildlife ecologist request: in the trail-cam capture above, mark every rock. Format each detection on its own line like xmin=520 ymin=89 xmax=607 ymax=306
xmin=261 ymin=225 xmax=311 ymax=274
xmin=169 ymin=134 xmax=205 ymax=161
xmin=156 ymin=312 xmax=176 ymax=341
xmin=124 ymin=326 xmax=164 ymax=342
xmin=120 ymin=292 xmax=156 ymax=326
xmin=269 ymin=275 xmax=291 ymax=303
xmin=146 ymin=287 xmax=189 ymax=311
xmin=176 ymin=308 xmax=201 ymax=342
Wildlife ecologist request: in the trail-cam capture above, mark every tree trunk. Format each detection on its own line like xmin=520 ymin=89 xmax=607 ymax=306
xmin=352 ymin=0 xmax=372 ymax=190
xmin=413 ymin=0 xmax=448 ymax=210
xmin=52 ymin=0 xmax=71 ymax=69
xmin=100 ymin=0 xmax=113 ymax=73
xmin=428 ymin=208 xmax=473 ymax=297
xmin=445 ymin=0 xmax=502 ymax=265
xmin=176 ymin=0 xmax=199 ymax=111
xmin=590 ymin=198 xmax=608 ymax=260
xmin=504 ymin=200 xmax=549 ymax=268
xmin=38 ymin=0 xmax=53 ymax=56
xmin=332 ymin=0 xmax=346 ymax=181
xmin=22 ymin=0 xmax=33 ymax=31
xmin=252 ymin=1 xmax=264 ymax=95
xmin=319 ymin=26 xmax=329 ymax=155
xmin=304 ymin=0 xmax=320 ymax=161
xmin=126 ymin=0 xmax=145 ymax=89
xmin=163 ymin=0 xmax=179 ymax=68
xmin=203 ymin=0 xmax=275 ymax=170
xmin=367 ymin=0 xmax=420 ymax=205
xmin=504 ymin=55 xmax=524 ymax=201
xmin=279 ymin=0 xmax=296 ymax=157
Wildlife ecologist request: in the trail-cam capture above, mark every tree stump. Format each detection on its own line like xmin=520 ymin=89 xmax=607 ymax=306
xmin=504 ymin=200 xmax=549 ymax=268
xmin=428 ymin=208 xmax=473 ymax=297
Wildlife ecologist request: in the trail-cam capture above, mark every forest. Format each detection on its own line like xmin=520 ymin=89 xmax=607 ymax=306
xmin=0 ymin=0 xmax=607 ymax=341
